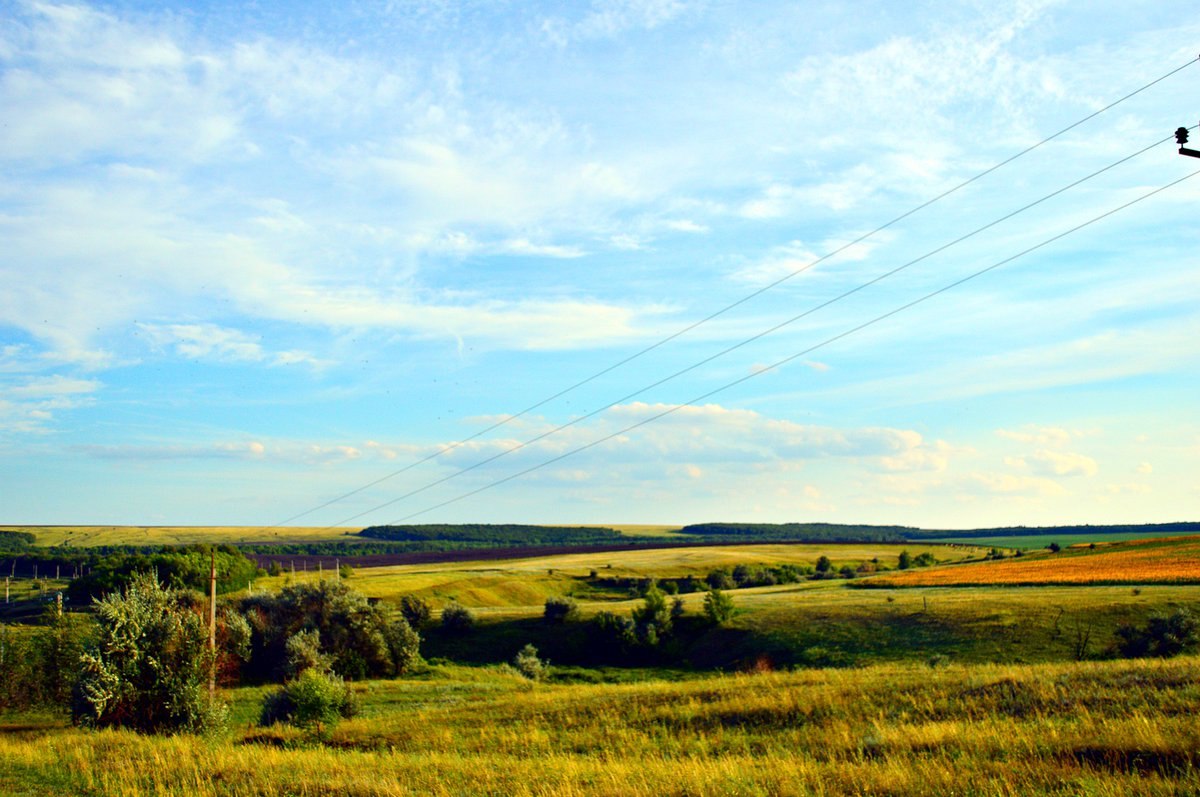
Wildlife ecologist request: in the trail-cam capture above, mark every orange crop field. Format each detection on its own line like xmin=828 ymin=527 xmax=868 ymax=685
xmin=869 ymin=536 xmax=1200 ymax=587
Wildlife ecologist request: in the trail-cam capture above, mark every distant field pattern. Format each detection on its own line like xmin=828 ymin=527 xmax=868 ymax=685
xmin=872 ymin=537 xmax=1200 ymax=586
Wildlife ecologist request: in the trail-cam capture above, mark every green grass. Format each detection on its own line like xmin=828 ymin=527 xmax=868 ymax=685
xmin=3 ymin=657 xmax=1200 ymax=795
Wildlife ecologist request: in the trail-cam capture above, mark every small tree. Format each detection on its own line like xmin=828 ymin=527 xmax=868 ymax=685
xmin=632 ymin=587 xmax=671 ymax=645
xmin=441 ymin=601 xmax=474 ymax=633
xmin=703 ymin=589 xmax=735 ymax=625
xmin=815 ymin=555 xmax=833 ymax=574
xmin=399 ymin=595 xmax=432 ymax=629
xmin=543 ymin=595 xmax=579 ymax=624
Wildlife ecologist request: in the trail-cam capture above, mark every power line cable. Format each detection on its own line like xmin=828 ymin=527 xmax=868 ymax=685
xmin=270 ymin=56 xmax=1198 ymax=529
xmin=385 ymin=166 xmax=1200 ymax=524
xmin=324 ymin=129 xmax=1188 ymax=528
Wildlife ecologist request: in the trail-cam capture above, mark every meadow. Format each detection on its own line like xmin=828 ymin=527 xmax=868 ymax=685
xmin=2 ymin=656 xmax=1198 ymax=796
xmin=2 ymin=529 xmax=1199 ymax=795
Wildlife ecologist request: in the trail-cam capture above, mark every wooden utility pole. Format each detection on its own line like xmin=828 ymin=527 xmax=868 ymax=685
xmin=4 ymin=577 xmax=8 ymax=604
xmin=208 ymin=550 xmax=217 ymax=699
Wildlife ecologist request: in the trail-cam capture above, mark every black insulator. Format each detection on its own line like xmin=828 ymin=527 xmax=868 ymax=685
xmin=1177 ymin=127 xmax=1190 ymax=145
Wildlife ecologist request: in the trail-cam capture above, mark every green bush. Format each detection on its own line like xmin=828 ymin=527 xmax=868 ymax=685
xmin=1115 ymin=609 xmax=1199 ymax=658
xmin=399 ymin=595 xmax=432 ymax=629
xmin=260 ymin=667 xmax=357 ymax=731
xmin=513 ymin=643 xmax=547 ymax=681
xmin=72 ymin=573 xmax=225 ymax=734
xmin=441 ymin=601 xmax=475 ymax=633
xmin=703 ymin=589 xmax=735 ymax=625
xmin=543 ymin=596 xmax=579 ymax=624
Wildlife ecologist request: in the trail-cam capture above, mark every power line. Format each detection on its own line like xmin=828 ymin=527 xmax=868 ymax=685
xmin=384 ymin=167 xmax=1200 ymax=524
xmin=269 ymin=56 xmax=1198 ymax=529
xmin=323 ymin=129 xmax=1188 ymax=528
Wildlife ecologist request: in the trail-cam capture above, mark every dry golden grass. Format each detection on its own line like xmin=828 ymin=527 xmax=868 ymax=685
xmin=869 ymin=537 xmax=1200 ymax=587
xmin=3 ymin=657 xmax=1199 ymax=796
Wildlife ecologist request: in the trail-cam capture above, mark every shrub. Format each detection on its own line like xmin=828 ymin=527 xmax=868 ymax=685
xmin=441 ymin=601 xmax=475 ymax=633
xmin=513 ymin=643 xmax=547 ymax=681
xmin=382 ymin=617 xmax=421 ymax=675
xmin=260 ymin=667 xmax=356 ymax=732
xmin=897 ymin=551 xmax=912 ymax=570
xmin=705 ymin=568 xmax=734 ymax=590
xmin=1115 ymin=609 xmax=1199 ymax=659
xmin=399 ymin=595 xmax=432 ymax=629
xmin=703 ymin=588 xmax=735 ymax=625
xmin=815 ymin=556 xmax=833 ymax=574
xmin=543 ymin=596 xmax=580 ymax=624
xmin=72 ymin=573 xmax=225 ymax=734
xmin=632 ymin=587 xmax=671 ymax=645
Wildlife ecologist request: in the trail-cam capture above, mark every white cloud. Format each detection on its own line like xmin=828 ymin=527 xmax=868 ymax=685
xmin=0 ymin=374 xmax=101 ymax=434
xmin=1030 ymin=449 xmax=1099 ymax=478
xmin=996 ymin=425 xmax=1073 ymax=447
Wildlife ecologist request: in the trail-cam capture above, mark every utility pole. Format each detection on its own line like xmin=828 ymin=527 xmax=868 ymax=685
xmin=1178 ymin=127 xmax=1200 ymax=158
xmin=209 ymin=549 xmax=217 ymax=699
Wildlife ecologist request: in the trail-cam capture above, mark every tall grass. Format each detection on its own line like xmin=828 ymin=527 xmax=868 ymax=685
xmin=3 ymin=657 xmax=1198 ymax=796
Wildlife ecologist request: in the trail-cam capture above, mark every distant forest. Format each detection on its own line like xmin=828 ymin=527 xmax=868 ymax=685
xmin=678 ymin=523 xmax=913 ymax=543
xmin=904 ymin=522 xmax=1200 ymax=540
xmin=359 ymin=524 xmax=625 ymax=546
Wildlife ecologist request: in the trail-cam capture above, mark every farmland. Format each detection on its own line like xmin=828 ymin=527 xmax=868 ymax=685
xmin=869 ymin=536 xmax=1200 ymax=587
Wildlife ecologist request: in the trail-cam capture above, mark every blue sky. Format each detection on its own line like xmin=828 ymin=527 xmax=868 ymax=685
xmin=1 ymin=0 xmax=1198 ymax=528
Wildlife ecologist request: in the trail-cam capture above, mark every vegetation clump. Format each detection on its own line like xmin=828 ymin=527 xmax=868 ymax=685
xmin=441 ymin=601 xmax=475 ymax=633
xmin=1115 ymin=609 xmax=1198 ymax=658
xmin=240 ymin=580 xmax=420 ymax=681
xmin=543 ymin=595 xmax=579 ymax=624
xmin=72 ymin=573 xmax=225 ymax=734
xmin=513 ymin=643 xmax=547 ymax=680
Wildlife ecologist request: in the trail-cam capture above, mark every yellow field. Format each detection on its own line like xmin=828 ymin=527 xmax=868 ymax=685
xmin=869 ymin=537 xmax=1200 ymax=587
xmin=1 ymin=525 xmax=361 ymax=547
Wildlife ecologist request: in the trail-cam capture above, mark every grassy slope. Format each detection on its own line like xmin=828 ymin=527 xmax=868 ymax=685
xmin=282 ymin=542 xmax=983 ymax=612
xmin=3 ymin=657 xmax=1199 ymax=796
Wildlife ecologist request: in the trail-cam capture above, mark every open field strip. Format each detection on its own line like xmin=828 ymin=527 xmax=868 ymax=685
xmin=3 ymin=657 xmax=1199 ymax=796
xmin=869 ymin=537 xmax=1200 ymax=587
xmin=921 ymin=531 xmax=1200 ymax=549
xmin=1 ymin=525 xmax=362 ymax=548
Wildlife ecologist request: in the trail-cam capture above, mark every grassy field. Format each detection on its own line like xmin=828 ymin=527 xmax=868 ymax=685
xmin=2 ymin=656 xmax=1199 ymax=796
xmin=273 ymin=542 xmax=986 ymax=614
xmin=869 ymin=536 xmax=1200 ymax=587
xmin=0 ymin=525 xmax=362 ymax=548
